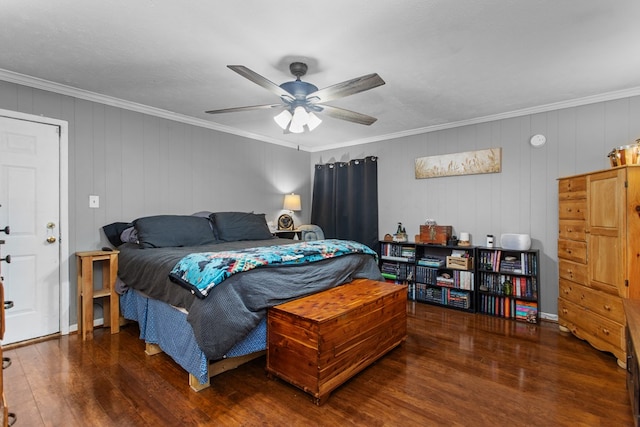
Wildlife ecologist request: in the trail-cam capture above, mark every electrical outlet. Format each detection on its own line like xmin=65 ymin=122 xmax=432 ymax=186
xmin=89 ymin=195 xmax=99 ymax=208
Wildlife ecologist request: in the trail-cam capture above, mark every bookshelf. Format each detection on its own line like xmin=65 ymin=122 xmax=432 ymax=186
xmin=379 ymin=241 xmax=415 ymax=284
xmin=379 ymin=241 xmax=475 ymax=312
xmin=379 ymin=241 xmax=541 ymax=321
xmin=476 ymin=247 xmax=539 ymax=323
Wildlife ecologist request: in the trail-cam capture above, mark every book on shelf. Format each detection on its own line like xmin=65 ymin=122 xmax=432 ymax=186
xmin=515 ymin=300 xmax=538 ymax=322
xmin=436 ymin=275 xmax=454 ymax=287
xmin=417 ymin=256 xmax=445 ymax=268
xmin=381 ymin=255 xmax=411 ymax=262
xmin=380 ymin=243 xmax=415 ymax=261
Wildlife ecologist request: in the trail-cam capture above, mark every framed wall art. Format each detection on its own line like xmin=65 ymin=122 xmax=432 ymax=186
xmin=415 ymin=148 xmax=502 ymax=179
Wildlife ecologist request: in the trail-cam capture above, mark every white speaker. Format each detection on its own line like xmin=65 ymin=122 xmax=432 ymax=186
xmin=500 ymin=233 xmax=531 ymax=251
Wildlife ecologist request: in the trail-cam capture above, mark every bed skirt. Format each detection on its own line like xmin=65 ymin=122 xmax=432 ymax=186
xmin=120 ymin=289 xmax=267 ymax=384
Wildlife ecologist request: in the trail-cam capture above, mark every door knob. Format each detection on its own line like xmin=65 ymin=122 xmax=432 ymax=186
xmin=0 ymin=254 xmax=10 ymax=263
xmin=0 ymin=226 xmax=8 ymax=234
xmin=4 ymin=301 xmax=13 ymax=309
xmin=46 ymin=236 xmax=56 ymax=244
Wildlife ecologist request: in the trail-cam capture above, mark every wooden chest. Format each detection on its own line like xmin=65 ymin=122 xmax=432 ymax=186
xmin=266 ymin=279 xmax=407 ymax=405
xmin=419 ymin=225 xmax=452 ymax=245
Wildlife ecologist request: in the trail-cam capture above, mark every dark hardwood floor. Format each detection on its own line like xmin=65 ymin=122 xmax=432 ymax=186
xmin=3 ymin=301 xmax=634 ymax=426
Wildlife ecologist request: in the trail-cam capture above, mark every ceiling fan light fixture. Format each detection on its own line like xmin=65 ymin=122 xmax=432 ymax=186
xmin=306 ymin=111 xmax=322 ymax=131
xmin=289 ymin=121 xmax=305 ymax=133
xmin=208 ymin=63 xmax=384 ymax=134
xmin=291 ymin=106 xmax=309 ymax=126
xmin=274 ymin=110 xmax=292 ymax=130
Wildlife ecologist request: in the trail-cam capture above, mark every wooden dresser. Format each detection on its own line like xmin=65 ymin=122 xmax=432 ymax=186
xmin=558 ymin=166 xmax=640 ymax=368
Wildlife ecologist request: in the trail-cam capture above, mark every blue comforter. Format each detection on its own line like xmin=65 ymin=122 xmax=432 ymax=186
xmin=169 ymin=239 xmax=377 ymax=298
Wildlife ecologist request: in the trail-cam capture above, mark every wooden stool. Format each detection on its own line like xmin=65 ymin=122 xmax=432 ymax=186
xmin=76 ymin=250 xmax=120 ymax=340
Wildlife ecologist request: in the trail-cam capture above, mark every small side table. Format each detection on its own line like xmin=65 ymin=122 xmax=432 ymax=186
xmin=76 ymin=250 xmax=120 ymax=340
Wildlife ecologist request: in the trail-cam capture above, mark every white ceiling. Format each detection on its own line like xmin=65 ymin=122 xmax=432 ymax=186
xmin=2 ymin=0 xmax=640 ymax=152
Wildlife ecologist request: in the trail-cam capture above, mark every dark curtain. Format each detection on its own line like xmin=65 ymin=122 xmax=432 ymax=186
xmin=310 ymin=156 xmax=379 ymax=253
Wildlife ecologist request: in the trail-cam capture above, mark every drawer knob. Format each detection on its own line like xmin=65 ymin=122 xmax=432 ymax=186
xmin=603 ymin=304 xmax=611 ymax=311
xmin=602 ymin=328 xmax=610 ymax=335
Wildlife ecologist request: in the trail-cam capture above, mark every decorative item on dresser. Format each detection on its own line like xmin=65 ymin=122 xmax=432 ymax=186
xmin=558 ymin=166 xmax=640 ymax=368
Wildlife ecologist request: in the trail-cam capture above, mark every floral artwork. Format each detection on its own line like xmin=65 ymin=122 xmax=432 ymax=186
xmin=415 ymin=148 xmax=502 ymax=179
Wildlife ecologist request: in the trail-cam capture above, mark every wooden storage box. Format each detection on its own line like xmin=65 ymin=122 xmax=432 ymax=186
xmin=419 ymin=225 xmax=452 ymax=245
xmin=446 ymin=256 xmax=473 ymax=270
xmin=267 ymin=278 xmax=407 ymax=405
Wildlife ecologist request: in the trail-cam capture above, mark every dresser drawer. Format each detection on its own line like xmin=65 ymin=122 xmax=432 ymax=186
xmin=559 ymin=280 xmax=624 ymax=324
xmin=558 ymin=220 xmax=587 ymax=242
xmin=558 ymin=297 xmax=625 ymax=357
xmin=558 ymin=238 xmax=587 ymax=263
xmin=558 ymin=176 xmax=587 ymax=200
xmin=559 ymin=199 xmax=587 ymax=220
xmin=558 ymin=260 xmax=588 ymax=285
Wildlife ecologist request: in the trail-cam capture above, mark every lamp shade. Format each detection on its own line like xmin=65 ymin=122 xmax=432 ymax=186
xmin=274 ymin=110 xmax=292 ymax=130
xmin=306 ymin=111 xmax=322 ymax=131
xmin=283 ymin=193 xmax=301 ymax=211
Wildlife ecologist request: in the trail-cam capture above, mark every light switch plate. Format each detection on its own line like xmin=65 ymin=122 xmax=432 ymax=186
xmin=89 ymin=195 xmax=99 ymax=208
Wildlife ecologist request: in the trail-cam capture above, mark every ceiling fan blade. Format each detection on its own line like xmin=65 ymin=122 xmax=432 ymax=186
xmin=227 ymin=65 xmax=294 ymax=101
xmin=307 ymin=73 xmax=385 ymax=104
xmin=318 ymin=105 xmax=378 ymax=126
xmin=205 ymin=104 xmax=282 ymax=114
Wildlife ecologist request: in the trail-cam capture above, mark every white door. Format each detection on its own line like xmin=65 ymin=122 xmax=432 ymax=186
xmin=0 ymin=116 xmax=61 ymax=344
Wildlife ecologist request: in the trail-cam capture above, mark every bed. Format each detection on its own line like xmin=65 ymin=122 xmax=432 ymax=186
xmin=106 ymin=212 xmax=383 ymax=390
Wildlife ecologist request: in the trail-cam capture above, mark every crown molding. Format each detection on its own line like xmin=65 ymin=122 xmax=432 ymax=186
xmin=307 ymin=85 xmax=640 ymax=152
xmin=3 ymin=68 xmax=640 ymax=154
xmin=0 ymin=68 xmax=300 ymax=150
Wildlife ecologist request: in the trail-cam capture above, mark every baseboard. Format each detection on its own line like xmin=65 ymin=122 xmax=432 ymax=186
xmin=540 ymin=312 xmax=558 ymax=322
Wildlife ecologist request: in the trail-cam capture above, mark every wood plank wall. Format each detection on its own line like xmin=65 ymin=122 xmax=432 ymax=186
xmin=2 ymin=78 xmax=640 ymax=322
xmin=310 ymin=95 xmax=640 ymax=318
xmin=0 ymin=80 xmax=311 ymax=325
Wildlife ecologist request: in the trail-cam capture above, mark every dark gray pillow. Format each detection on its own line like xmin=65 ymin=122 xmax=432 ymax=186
xmin=133 ymin=215 xmax=217 ymax=248
xmin=210 ymin=212 xmax=273 ymax=242
xmin=102 ymin=222 xmax=133 ymax=247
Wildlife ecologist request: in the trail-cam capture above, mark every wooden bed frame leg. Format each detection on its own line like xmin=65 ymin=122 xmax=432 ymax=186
xmin=145 ymin=342 xmax=163 ymax=356
xmin=208 ymin=350 xmax=266 ymax=378
xmin=144 ymin=341 xmax=265 ymax=392
xmin=188 ymin=350 xmax=267 ymax=392
xmin=189 ymin=373 xmax=211 ymax=391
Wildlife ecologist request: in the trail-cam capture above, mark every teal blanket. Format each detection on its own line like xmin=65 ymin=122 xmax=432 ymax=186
xmin=169 ymin=239 xmax=377 ymax=298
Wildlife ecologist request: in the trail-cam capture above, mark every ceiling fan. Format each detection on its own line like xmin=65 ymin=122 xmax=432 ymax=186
xmin=205 ymin=62 xmax=385 ymax=133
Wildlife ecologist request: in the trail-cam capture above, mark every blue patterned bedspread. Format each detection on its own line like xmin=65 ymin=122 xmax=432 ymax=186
xmin=169 ymin=239 xmax=377 ymax=298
